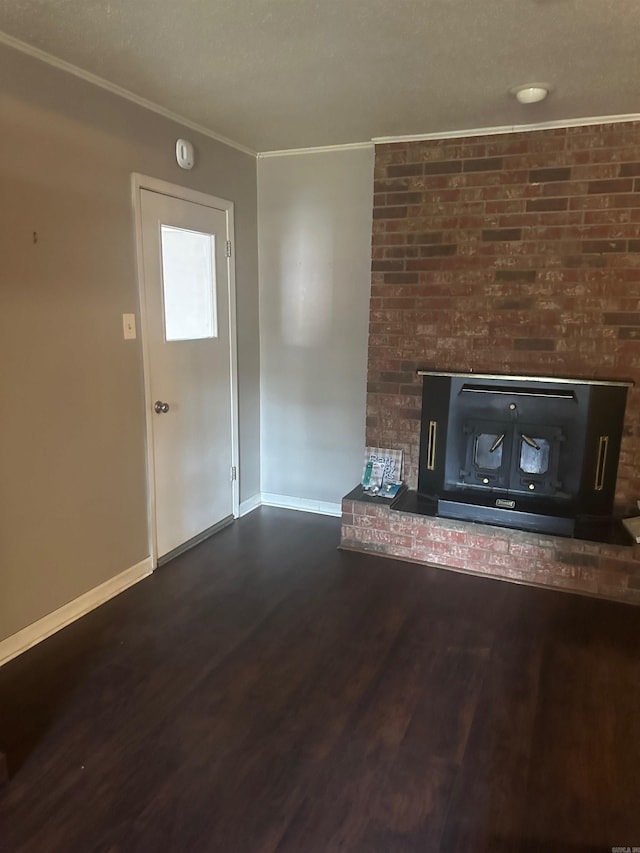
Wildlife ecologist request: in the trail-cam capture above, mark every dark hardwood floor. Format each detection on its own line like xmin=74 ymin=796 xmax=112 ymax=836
xmin=1 ymin=507 xmax=639 ymax=852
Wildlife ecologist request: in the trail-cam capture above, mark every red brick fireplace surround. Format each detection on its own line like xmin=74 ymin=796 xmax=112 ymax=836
xmin=341 ymin=121 xmax=640 ymax=604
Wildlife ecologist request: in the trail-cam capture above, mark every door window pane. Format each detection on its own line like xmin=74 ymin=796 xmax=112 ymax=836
xmin=474 ymin=433 xmax=503 ymax=470
xmin=160 ymin=225 xmax=217 ymax=341
xmin=519 ymin=437 xmax=550 ymax=474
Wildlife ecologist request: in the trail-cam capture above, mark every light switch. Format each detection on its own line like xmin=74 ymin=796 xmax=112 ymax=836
xmin=122 ymin=313 xmax=137 ymax=340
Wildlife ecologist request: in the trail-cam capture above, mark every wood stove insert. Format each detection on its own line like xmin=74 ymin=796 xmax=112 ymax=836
xmin=417 ymin=371 xmax=633 ymax=536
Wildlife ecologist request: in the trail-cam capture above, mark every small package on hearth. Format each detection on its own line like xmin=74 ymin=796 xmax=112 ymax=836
xmin=379 ymin=481 xmax=404 ymax=499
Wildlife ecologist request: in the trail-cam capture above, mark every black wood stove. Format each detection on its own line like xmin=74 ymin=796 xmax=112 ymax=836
xmin=417 ymin=371 xmax=632 ymax=536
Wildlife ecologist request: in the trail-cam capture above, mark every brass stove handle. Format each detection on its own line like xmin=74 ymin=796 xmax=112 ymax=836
xmin=427 ymin=420 xmax=437 ymax=471
xmin=594 ymin=435 xmax=609 ymax=492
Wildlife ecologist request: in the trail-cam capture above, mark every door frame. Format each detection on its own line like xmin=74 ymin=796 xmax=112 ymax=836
xmin=131 ymin=173 xmax=240 ymax=568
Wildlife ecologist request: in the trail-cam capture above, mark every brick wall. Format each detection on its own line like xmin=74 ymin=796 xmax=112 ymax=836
xmin=367 ymin=122 xmax=640 ymax=513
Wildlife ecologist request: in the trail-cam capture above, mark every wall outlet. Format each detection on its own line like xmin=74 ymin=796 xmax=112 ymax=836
xmin=122 ymin=313 xmax=136 ymax=340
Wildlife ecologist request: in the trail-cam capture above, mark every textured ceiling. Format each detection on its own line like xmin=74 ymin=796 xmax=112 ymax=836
xmin=0 ymin=0 xmax=638 ymax=152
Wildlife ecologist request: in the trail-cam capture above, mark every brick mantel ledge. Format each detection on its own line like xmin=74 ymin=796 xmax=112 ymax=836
xmin=340 ymin=492 xmax=640 ymax=605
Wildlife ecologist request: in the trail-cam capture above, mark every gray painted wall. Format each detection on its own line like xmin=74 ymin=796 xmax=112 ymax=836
xmin=258 ymin=147 xmax=374 ymax=506
xmin=0 ymin=43 xmax=260 ymax=642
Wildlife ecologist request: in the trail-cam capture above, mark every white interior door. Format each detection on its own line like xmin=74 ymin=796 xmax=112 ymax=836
xmin=139 ymin=187 xmax=235 ymax=561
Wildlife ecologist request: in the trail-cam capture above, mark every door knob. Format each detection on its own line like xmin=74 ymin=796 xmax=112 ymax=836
xmin=154 ymin=401 xmax=170 ymax=414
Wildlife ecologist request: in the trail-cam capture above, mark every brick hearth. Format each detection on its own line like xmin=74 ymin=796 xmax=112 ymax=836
xmin=341 ymin=493 xmax=640 ymax=605
xmin=342 ymin=120 xmax=640 ymax=603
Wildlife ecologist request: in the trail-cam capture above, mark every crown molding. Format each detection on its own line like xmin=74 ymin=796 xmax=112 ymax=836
xmin=4 ymin=28 xmax=639 ymax=159
xmin=372 ymin=114 xmax=640 ymax=145
xmin=0 ymin=29 xmax=256 ymax=157
xmin=258 ymin=141 xmax=374 ymax=158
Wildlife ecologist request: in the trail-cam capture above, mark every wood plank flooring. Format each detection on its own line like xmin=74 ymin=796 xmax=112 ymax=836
xmin=1 ymin=507 xmax=639 ymax=852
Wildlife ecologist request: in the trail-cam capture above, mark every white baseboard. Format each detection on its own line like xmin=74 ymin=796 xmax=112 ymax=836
xmin=0 ymin=557 xmax=153 ymax=668
xmin=260 ymin=493 xmax=342 ymax=517
xmin=239 ymin=493 xmax=262 ymax=517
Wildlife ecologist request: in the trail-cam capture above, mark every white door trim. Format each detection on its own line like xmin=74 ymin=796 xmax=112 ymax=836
xmin=131 ymin=174 xmax=240 ymax=568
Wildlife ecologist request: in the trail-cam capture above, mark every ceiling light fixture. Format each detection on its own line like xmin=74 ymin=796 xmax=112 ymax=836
xmin=513 ymin=84 xmax=549 ymax=105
